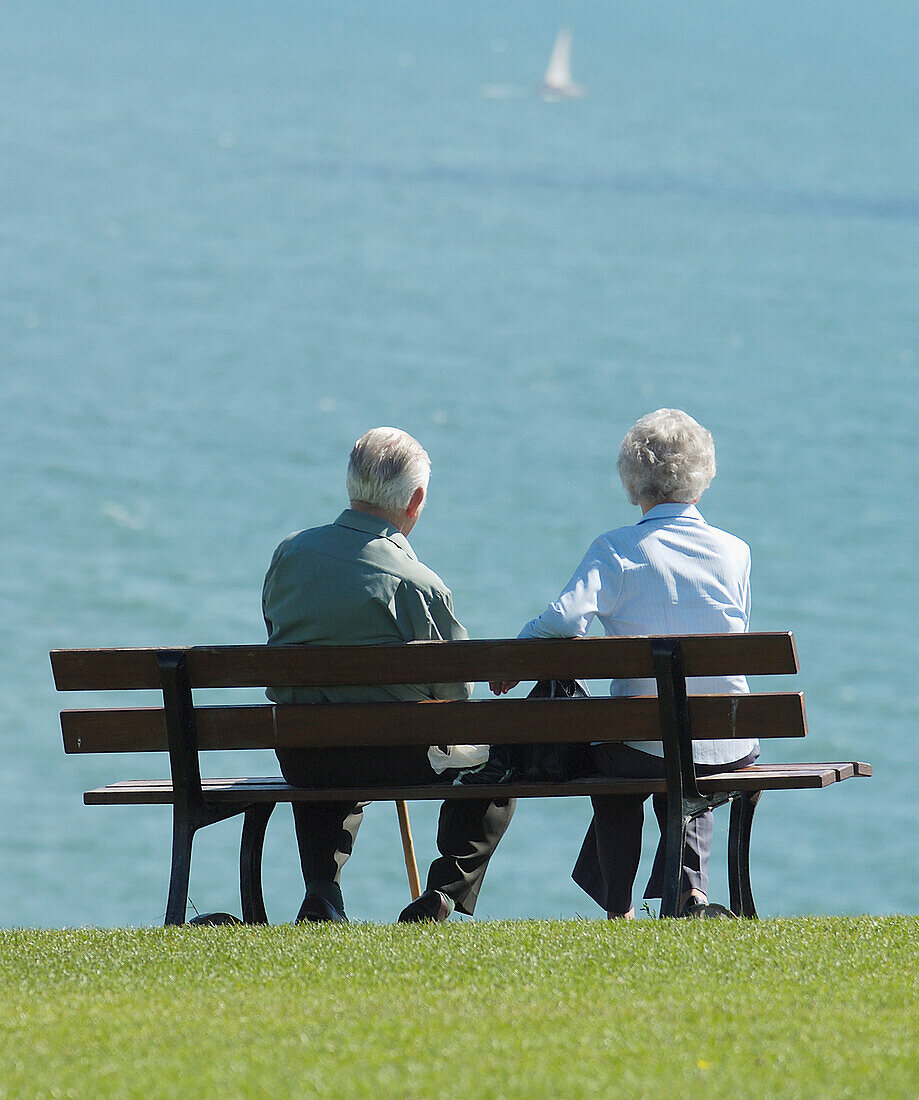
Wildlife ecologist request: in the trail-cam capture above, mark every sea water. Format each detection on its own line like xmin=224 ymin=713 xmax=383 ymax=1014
xmin=2 ymin=0 xmax=917 ymax=927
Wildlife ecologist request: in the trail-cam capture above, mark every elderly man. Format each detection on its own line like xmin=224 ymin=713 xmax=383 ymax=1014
xmin=492 ymin=409 xmax=757 ymax=918
xmin=262 ymin=427 xmax=514 ymax=923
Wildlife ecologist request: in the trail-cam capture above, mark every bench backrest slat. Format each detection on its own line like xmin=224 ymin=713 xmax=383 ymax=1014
xmin=50 ymin=633 xmax=799 ymax=691
xmin=61 ymin=692 xmax=807 ymax=754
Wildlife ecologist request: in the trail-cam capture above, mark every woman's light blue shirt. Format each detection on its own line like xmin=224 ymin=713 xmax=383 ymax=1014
xmin=518 ymin=503 xmax=756 ymax=765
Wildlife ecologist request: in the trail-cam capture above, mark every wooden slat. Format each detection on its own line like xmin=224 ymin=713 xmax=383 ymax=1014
xmin=50 ymin=632 xmax=799 ymax=691
xmin=61 ymin=691 xmax=807 ymax=753
xmin=81 ymin=761 xmax=869 ymax=806
xmin=51 ymin=648 xmax=162 ymax=691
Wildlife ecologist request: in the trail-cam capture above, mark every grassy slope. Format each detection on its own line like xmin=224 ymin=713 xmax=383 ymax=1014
xmin=0 ymin=918 xmax=916 ymax=1099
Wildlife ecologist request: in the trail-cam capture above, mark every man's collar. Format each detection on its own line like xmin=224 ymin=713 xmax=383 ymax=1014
xmin=637 ymin=502 xmax=704 ymax=525
xmin=334 ymin=509 xmax=417 ymax=558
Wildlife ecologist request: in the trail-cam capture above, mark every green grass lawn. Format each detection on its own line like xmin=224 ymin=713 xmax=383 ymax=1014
xmin=1 ymin=917 xmax=916 ymax=1099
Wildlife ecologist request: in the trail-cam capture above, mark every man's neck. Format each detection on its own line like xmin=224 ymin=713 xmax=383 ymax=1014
xmin=349 ymin=500 xmax=406 ymax=533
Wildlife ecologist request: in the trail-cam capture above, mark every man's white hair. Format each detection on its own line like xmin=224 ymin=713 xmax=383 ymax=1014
xmin=346 ymin=427 xmax=431 ymax=515
xmin=617 ymin=408 xmax=716 ymax=507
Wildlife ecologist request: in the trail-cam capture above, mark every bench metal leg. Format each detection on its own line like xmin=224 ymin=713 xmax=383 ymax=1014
xmin=659 ymin=805 xmax=691 ymax=918
xmin=166 ymin=810 xmax=195 ymax=926
xmin=660 ymin=796 xmax=726 ymax=918
xmin=240 ymin=803 xmax=275 ymax=925
xmin=166 ymin=802 xmax=253 ymax=926
xmin=728 ymin=790 xmax=761 ymax=918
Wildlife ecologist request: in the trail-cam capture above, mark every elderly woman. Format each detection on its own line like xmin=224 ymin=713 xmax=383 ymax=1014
xmin=493 ymin=409 xmax=758 ymax=918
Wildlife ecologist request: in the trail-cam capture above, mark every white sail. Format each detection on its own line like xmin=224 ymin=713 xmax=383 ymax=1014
xmin=541 ymin=27 xmax=585 ymax=99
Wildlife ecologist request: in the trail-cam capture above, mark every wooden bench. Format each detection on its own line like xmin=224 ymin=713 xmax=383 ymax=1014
xmin=51 ymin=633 xmax=870 ymax=924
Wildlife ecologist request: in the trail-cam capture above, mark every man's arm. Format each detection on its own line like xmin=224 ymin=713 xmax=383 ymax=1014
xmin=393 ymin=579 xmax=473 ymax=701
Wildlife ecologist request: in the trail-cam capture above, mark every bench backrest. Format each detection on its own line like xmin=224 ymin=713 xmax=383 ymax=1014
xmin=52 ymin=634 xmax=805 ymax=755
xmin=51 ymin=633 xmax=797 ymax=690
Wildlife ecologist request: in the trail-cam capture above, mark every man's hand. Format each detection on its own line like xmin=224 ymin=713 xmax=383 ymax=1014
xmin=489 ymin=681 xmax=519 ymax=695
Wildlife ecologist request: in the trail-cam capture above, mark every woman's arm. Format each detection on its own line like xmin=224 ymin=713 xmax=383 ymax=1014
xmin=491 ymin=539 xmax=615 ymax=694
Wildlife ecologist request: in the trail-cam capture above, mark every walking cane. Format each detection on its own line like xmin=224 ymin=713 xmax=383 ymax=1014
xmin=396 ymin=800 xmax=421 ymax=899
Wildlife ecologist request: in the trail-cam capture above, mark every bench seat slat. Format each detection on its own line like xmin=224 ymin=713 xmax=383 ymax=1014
xmin=82 ymin=762 xmax=871 ymax=806
xmin=61 ymin=692 xmax=808 ymax=753
xmin=51 ymin=633 xmax=799 ymax=691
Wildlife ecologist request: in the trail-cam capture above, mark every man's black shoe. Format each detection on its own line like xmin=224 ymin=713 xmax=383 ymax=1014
xmin=398 ymin=889 xmax=455 ymax=923
xmin=296 ymin=894 xmax=348 ymax=923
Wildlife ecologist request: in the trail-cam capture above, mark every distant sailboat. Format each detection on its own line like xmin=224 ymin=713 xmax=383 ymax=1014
xmin=540 ymin=27 xmax=586 ymax=100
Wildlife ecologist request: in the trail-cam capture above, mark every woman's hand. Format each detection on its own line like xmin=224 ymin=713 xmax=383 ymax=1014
xmin=489 ymin=681 xmax=519 ymax=695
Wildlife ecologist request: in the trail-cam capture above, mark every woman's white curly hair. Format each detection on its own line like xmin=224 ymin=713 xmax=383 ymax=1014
xmin=617 ymin=409 xmax=716 ymax=507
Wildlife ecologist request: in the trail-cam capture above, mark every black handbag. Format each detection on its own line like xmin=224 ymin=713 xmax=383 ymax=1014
xmin=520 ymin=678 xmax=592 ymax=782
xmin=453 ymin=679 xmax=592 ymax=786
